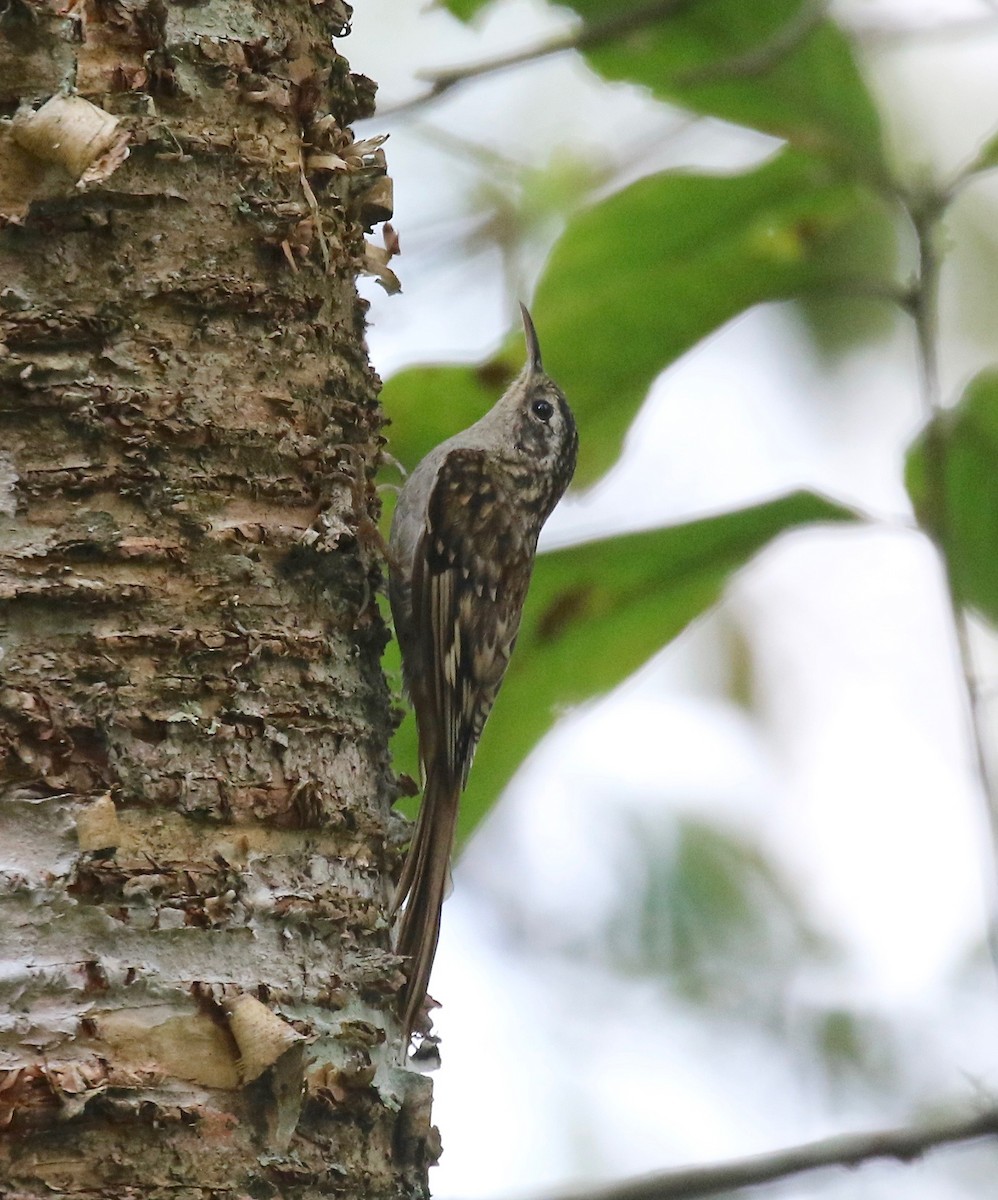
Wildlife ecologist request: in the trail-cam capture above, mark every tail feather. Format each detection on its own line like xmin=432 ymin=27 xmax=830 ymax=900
xmin=391 ymin=788 xmax=426 ymax=917
xmin=395 ymin=767 xmax=460 ymax=1039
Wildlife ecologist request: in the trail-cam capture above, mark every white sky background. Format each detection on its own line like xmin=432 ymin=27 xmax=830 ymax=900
xmin=347 ymin=2 xmax=998 ymax=1197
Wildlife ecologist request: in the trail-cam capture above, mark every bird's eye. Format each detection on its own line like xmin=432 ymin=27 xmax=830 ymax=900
xmin=531 ymin=399 xmax=554 ymax=422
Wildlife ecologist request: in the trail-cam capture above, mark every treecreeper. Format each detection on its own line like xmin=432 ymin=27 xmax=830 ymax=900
xmin=388 ymin=305 xmax=579 ymax=1041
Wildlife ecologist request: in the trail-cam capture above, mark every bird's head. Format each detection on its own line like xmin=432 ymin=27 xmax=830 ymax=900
xmin=484 ymin=304 xmax=578 ymax=508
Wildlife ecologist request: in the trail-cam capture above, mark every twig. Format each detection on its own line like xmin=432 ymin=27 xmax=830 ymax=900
xmin=908 ymin=191 xmax=998 ymax=981
xmin=792 ymin=275 xmax=913 ymax=309
xmin=378 ymin=0 xmax=998 ymax=117
xmin=909 ymin=197 xmax=945 ymax=416
xmin=376 ymin=0 xmax=695 ymax=117
xmin=851 ymin=14 xmax=998 ymax=45
xmin=677 ymin=0 xmax=830 ymax=85
xmin=512 ymin=1106 xmax=998 ymax=1200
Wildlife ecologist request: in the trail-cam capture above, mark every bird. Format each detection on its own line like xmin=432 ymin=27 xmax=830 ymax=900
xmin=388 ymin=304 xmax=578 ymax=1040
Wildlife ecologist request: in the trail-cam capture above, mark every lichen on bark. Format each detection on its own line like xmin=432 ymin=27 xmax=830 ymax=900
xmin=0 ymin=3 xmax=431 ymax=1196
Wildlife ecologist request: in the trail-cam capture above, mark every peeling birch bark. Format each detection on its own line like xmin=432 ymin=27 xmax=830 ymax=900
xmin=11 ymin=94 xmax=128 ymax=180
xmin=0 ymin=2 xmax=429 ymax=1197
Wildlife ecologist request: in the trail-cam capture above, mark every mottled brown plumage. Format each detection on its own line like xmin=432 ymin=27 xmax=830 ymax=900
xmin=388 ymin=306 xmax=578 ymax=1041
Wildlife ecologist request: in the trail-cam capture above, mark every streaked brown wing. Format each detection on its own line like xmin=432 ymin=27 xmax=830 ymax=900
xmin=412 ymin=447 xmax=532 ymax=789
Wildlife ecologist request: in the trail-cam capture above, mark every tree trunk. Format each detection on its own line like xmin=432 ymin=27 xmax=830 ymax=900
xmin=0 ymin=3 xmax=431 ymax=1196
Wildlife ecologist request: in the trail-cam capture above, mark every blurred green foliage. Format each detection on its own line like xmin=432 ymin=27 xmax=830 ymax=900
xmin=444 ymin=0 xmax=883 ymax=164
xmin=906 ymin=370 xmax=998 ymax=625
xmin=611 ymin=817 xmax=830 ymax=999
xmin=533 ymin=151 xmax=894 ymax=485
xmin=580 ymin=0 xmax=883 ymax=170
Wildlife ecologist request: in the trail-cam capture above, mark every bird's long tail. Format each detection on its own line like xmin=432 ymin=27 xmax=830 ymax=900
xmin=393 ymin=764 xmax=460 ymax=1039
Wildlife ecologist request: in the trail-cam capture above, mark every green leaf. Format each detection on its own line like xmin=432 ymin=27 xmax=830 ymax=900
xmin=964 ymin=127 xmax=998 ymax=178
xmin=905 ymin=370 xmax=998 ymax=625
xmin=791 ymin=195 xmax=898 ymax=357
xmin=581 ymin=0 xmax=883 ymax=170
xmin=391 ymin=490 xmax=860 ymax=844
xmin=381 ymin=149 xmax=896 ymax=487
xmin=440 ymin=0 xmax=486 ymax=18
xmin=533 ymin=149 xmax=895 ymax=485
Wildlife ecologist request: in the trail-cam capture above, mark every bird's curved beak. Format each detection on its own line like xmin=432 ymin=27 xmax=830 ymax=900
xmin=519 ymin=302 xmax=543 ymax=374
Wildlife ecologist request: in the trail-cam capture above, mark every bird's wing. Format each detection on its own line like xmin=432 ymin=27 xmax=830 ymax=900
xmin=411 ymin=446 xmax=533 ymax=789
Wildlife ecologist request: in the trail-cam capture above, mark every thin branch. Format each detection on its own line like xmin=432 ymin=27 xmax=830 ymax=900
xmin=513 ymin=1107 xmax=998 ymax=1200
xmin=851 ymin=14 xmax=998 ymax=45
xmin=677 ymin=0 xmax=830 ymax=85
xmin=908 ymin=192 xmax=998 ymax=981
xmin=792 ymin=275 xmax=914 ymax=309
xmin=376 ymin=0 xmax=695 ymax=117
xmin=910 ymin=199 xmax=945 ymax=415
xmin=379 ymin=0 xmax=841 ymax=117
xmin=374 ymin=4 xmax=998 ymax=117
xmin=429 ymin=0 xmax=693 ymax=84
